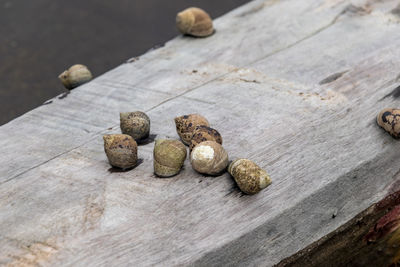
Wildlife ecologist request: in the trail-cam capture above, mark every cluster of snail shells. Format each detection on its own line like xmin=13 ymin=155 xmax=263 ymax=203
xmin=377 ymin=108 xmax=400 ymax=138
xmin=58 ymin=64 xmax=92 ymax=89
xmin=103 ymin=111 xmax=272 ymax=195
xmin=103 ymin=110 xmax=150 ymax=169
xmin=153 ymin=139 xmax=187 ymax=177
xmin=174 ymin=113 xmax=272 ymax=194
xmin=176 ymin=7 xmax=214 ymax=37
xmin=228 ymin=159 xmax=272 ymax=195
xmin=175 ymin=114 xmax=228 ymax=175
xmin=103 ymin=134 xmax=138 ymax=169
xmin=120 ymin=111 xmax=151 ymax=142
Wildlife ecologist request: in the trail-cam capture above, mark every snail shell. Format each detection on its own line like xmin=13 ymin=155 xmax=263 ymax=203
xmin=377 ymin=108 xmax=400 ymax=138
xmin=120 ymin=111 xmax=150 ymax=142
xmin=58 ymin=64 xmax=92 ymax=89
xmin=228 ymin=159 xmax=271 ymax=195
xmin=103 ymin=134 xmax=138 ymax=169
xmin=176 ymin=7 xmax=214 ymax=37
xmin=175 ymin=114 xmax=209 ymax=145
xmin=154 ymin=139 xmax=187 ymax=177
xmin=189 ymin=125 xmax=222 ymax=152
xmin=190 ymin=141 xmax=228 ymax=175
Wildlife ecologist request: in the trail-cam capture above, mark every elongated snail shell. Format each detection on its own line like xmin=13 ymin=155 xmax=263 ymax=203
xmin=228 ymin=159 xmax=271 ymax=195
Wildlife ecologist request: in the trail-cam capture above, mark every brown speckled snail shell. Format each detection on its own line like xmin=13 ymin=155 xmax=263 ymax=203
xmin=153 ymin=139 xmax=187 ymax=177
xmin=189 ymin=125 xmax=222 ymax=152
xmin=175 ymin=114 xmax=209 ymax=145
xmin=176 ymin=7 xmax=214 ymax=37
xmin=377 ymin=108 xmax=400 ymax=138
xmin=103 ymin=134 xmax=138 ymax=169
xmin=120 ymin=111 xmax=150 ymax=142
xmin=190 ymin=141 xmax=228 ymax=175
xmin=58 ymin=64 xmax=92 ymax=89
xmin=228 ymin=159 xmax=271 ymax=195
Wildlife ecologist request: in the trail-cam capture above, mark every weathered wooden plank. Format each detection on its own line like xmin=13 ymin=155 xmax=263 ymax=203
xmin=1 ymin=0 xmax=400 ymax=266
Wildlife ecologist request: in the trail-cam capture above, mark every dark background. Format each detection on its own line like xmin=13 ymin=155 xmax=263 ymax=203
xmin=0 ymin=0 xmax=249 ymax=125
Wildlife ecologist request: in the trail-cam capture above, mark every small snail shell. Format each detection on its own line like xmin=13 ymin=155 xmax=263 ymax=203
xmin=58 ymin=64 xmax=92 ymax=89
xmin=176 ymin=7 xmax=214 ymax=37
xmin=377 ymin=108 xmax=400 ymax=138
xmin=103 ymin=134 xmax=138 ymax=169
xmin=228 ymin=159 xmax=271 ymax=195
xmin=190 ymin=141 xmax=228 ymax=175
xmin=154 ymin=139 xmax=187 ymax=177
xmin=189 ymin=125 xmax=222 ymax=152
xmin=120 ymin=111 xmax=150 ymax=142
xmin=175 ymin=114 xmax=209 ymax=145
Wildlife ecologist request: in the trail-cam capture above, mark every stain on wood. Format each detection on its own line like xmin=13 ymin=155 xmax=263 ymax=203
xmin=7 ymin=241 xmax=58 ymax=267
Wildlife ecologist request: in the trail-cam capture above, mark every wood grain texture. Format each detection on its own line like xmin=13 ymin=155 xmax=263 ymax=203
xmin=1 ymin=0 xmax=400 ymax=266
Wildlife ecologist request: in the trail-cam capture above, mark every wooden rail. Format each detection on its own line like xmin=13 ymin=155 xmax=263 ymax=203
xmin=1 ymin=0 xmax=400 ymax=266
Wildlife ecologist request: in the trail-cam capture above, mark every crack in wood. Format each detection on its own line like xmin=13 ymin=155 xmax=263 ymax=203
xmin=319 ymin=71 xmax=348 ymax=85
xmin=381 ymin=85 xmax=400 ymax=101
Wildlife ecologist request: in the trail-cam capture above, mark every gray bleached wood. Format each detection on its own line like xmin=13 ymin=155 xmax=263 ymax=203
xmin=1 ymin=0 xmax=400 ymax=266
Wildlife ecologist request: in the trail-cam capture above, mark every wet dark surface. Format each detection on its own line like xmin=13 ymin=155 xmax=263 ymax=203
xmin=0 ymin=0 xmax=250 ymax=125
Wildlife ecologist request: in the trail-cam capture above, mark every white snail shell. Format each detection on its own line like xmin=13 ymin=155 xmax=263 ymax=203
xmin=190 ymin=141 xmax=228 ymax=175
